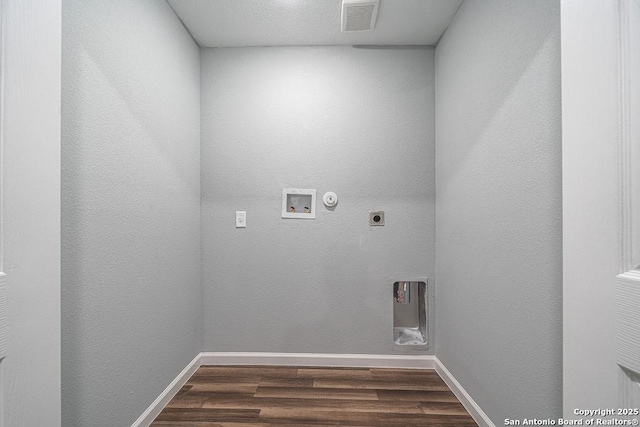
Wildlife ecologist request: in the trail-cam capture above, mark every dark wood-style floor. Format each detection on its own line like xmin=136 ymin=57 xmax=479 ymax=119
xmin=151 ymin=366 xmax=478 ymax=426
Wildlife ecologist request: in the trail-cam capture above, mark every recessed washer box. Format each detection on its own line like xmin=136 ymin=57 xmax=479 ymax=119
xmin=393 ymin=280 xmax=427 ymax=346
xmin=282 ymin=188 xmax=316 ymax=219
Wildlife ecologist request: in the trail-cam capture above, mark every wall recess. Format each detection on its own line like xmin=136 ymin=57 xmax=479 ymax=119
xmin=282 ymin=188 xmax=316 ymax=219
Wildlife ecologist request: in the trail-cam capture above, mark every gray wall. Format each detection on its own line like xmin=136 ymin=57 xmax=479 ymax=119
xmin=434 ymin=0 xmax=562 ymax=423
xmin=61 ymin=0 xmax=201 ymax=425
xmin=201 ymin=46 xmax=435 ymax=355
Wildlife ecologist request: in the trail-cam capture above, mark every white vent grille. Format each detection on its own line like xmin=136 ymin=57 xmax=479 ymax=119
xmin=341 ymin=0 xmax=379 ymax=32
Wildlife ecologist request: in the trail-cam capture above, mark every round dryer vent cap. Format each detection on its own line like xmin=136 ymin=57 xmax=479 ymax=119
xmin=323 ymin=192 xmax=338 ymax=207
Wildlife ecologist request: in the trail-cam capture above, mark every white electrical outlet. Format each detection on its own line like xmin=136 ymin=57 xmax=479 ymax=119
xmin=235 ymin=211 xmax=246 ymax=228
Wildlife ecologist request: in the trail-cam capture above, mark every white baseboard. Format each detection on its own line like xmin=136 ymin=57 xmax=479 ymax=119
xmin=435 ymin=358 xmax=495 ymax=427
xmin=131 ymin=353 xmax=201 ymax=427
xmin=200 ymin=352 xmax=436 ymax=369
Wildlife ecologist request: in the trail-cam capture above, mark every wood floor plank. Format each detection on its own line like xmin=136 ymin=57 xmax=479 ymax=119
xmin=201 ymin=396 xmax=424 ymax=414
xmin=153 ymin=408 xmax=261 ymax=423
xmin=174 ymin=385 xmax=194 ymax=398
xmin=258 ymin=408 xmax=475 ymax=426
xmin=189 ymin=383 xmax=259 ymax=394
xmin=195 ymin=366 xmax=298 ymax=378
xmin=257 ymin=377 xmax=314 ymax=388
xmin=312 ymin=378 xmax=450 ymax=391
xmin=166 ymin=394 xmax=208 ymax=409
xmin=254 ymin=386 xmax=379 ymax=401
xmin=188 ymin=376 xmax=262 ymax=385
xmin=297 ymin=368 xmax=373 ymax=380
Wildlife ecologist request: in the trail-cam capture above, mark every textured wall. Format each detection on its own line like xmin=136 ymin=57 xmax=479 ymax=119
xmin=434 ymin=0 xmax=562 ymax=423
xmin=201 ymin=46 xmax=435 ymax=355
xmin=61 ymin=0 xmax=201 ymax=425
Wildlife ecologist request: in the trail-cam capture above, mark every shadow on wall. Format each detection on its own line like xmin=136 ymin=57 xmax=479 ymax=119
xmin=63 ymin=0 xmax=200 ymax=187
xmin=436 ymin=0 xmax=561 ymax=192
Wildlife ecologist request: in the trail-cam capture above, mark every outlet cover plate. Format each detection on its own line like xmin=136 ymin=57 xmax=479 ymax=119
xmin=236 ymin=211 xmax=246 ymax=228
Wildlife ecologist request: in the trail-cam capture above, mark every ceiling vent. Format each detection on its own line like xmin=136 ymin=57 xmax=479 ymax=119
xmin=341 ymin=0 xmax=379 ymax=32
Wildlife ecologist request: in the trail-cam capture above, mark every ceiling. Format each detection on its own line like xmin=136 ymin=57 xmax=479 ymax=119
xmin=166 ymin=0 xmax=463 ymax=48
